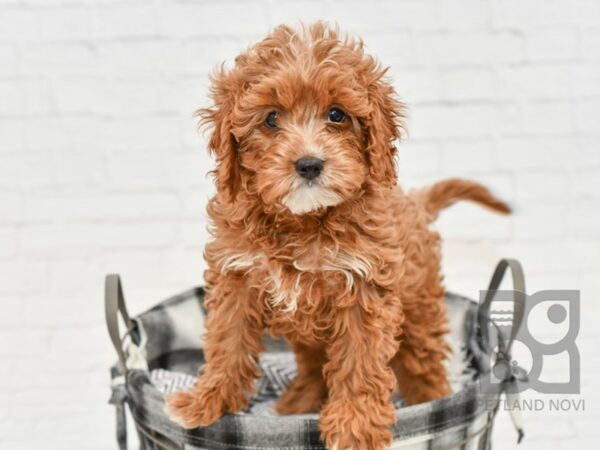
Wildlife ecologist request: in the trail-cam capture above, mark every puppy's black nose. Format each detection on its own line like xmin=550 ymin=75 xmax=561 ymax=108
xmin=294 ymin=156 xmax=324 ymax=180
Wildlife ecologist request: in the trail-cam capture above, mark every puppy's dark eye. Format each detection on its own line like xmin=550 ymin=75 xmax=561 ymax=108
xmin=327 ymin=107 xmax=346 ymax=123
xmin=265 ymin=111 xmax=278 ymax=129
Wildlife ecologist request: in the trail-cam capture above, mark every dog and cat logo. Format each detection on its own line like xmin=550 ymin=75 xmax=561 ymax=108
xmin=480 ymin=289 xmax=580 ymax=394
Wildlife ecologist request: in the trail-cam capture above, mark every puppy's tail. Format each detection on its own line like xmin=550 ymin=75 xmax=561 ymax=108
xmin=419 ymin=178 xmax=511 ymax=222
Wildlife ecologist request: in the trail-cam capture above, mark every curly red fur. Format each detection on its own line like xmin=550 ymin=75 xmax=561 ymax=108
xmin=166 ymin=22 xmax=510 ymax=450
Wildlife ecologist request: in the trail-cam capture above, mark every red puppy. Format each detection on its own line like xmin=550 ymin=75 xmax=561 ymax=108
xmin=167 ymin=23 xmax=510 ymax=450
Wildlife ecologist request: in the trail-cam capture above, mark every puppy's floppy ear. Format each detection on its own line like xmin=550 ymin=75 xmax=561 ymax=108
xmin=365 ymin=75 xmax=404 ymax=188
xmin=197 ymin=70 xmax=241 ymax=202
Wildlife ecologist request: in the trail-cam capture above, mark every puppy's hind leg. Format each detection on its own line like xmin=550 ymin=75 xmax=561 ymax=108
xmin=275 ymin=341 xmax=328 ymax=415
xmin=391 ymin=292 xmax=451 ymax=405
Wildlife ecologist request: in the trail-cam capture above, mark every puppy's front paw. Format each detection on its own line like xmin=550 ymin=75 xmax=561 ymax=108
xmin=165 ymin=388 xmax=226 ymax=429
xmin=320 ymin=399 xmax=394 ymax=450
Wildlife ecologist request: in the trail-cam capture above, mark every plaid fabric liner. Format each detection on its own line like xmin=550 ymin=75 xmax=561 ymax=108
xmin=110 ymin=287 xmax=498 ymax=450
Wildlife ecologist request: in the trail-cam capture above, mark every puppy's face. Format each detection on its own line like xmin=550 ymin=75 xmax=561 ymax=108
xmin=239 ymin=93 xmax=367 ymax=215
xmin=202 ymin=23 xmax=403 ymax=215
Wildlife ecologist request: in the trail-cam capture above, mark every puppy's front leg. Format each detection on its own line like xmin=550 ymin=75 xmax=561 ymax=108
xmin=320 ymin=298 xmax=401 ymax=450
xmin=166 ymin=274 xmax=264 ymax=428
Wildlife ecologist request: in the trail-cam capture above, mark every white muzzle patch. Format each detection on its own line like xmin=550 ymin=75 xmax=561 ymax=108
xmin=282 ymin=184 xmax=342 ymax=215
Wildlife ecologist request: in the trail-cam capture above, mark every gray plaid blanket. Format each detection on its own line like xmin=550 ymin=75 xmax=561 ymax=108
xmin=109 ymin=287 xmax=497 ymax=450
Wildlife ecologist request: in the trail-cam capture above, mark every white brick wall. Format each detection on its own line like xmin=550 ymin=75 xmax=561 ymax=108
xmin=0 ymin=1 xmax=598 ymax=449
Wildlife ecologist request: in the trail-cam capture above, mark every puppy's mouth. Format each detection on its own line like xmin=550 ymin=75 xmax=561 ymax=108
xmin=281 ymin=179 xmax=342 ymax=215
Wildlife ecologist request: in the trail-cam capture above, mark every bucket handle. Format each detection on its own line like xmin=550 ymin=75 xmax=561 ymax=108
xmin=105 ymin=274 xmax=136 ymax=374
xmin=477 ymin=258 xmax=527 ymax=444
xmin=478 ymin=258 xmax=526 ymax=356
